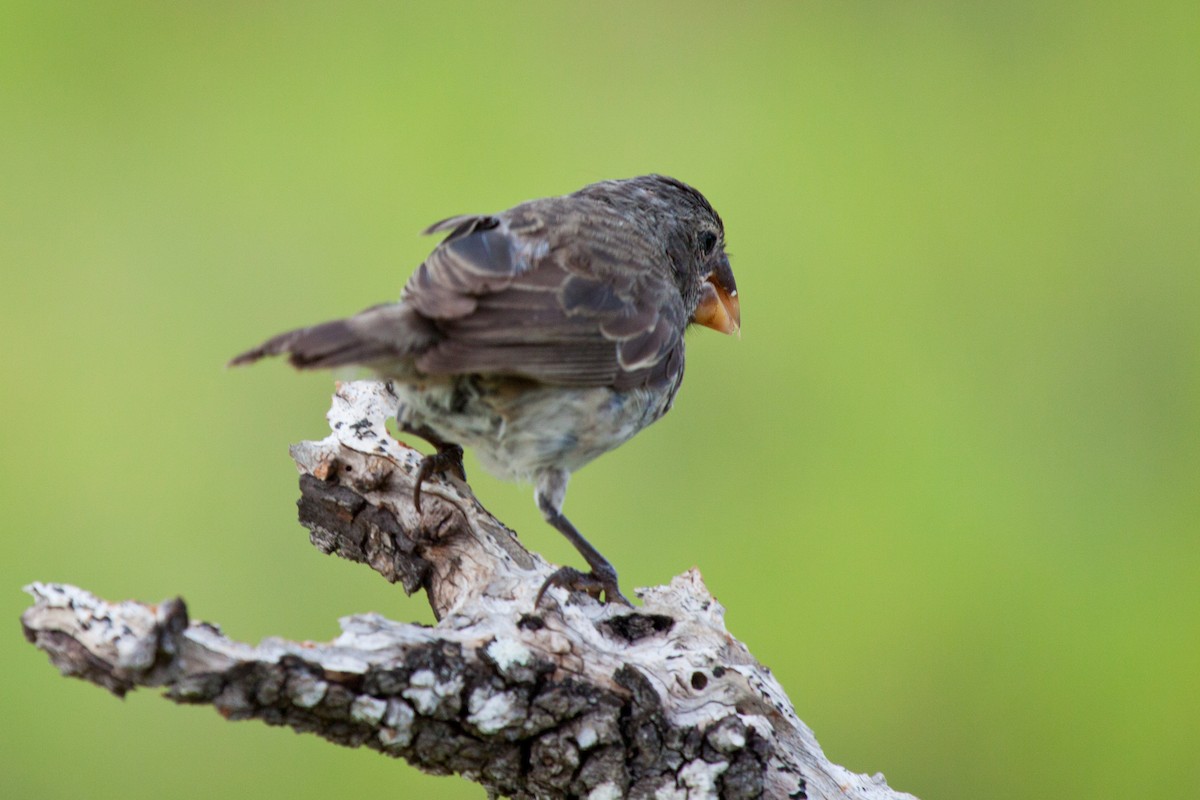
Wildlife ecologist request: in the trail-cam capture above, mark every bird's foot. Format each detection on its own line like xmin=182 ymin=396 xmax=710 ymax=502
xmin=396 ymin=421 xmax=467 ymax=514
xmin=412 ymin=443 xmax=466 ymax=513
xmin=536 ymin=565 xmax=633 ymax=607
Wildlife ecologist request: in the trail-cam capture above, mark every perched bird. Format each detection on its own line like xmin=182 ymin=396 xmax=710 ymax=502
xmin=230 ymin=175 xmax=739 ymax=605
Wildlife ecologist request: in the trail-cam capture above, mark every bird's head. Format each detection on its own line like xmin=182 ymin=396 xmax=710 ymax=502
xmin=687 ymin=223 xmax=740 ymax=336
xmin=578 ymin=174 xmax=740 ymax=335
xmin=646 ymin=176 xmax=739 ymax=336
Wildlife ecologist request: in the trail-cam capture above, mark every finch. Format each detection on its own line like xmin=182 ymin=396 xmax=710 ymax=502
xmin=230 ymin=175 xmax=740 ymax=605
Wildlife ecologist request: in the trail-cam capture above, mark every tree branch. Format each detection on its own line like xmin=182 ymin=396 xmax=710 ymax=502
xmin=21 ymin=380 xmax=917 ymax=800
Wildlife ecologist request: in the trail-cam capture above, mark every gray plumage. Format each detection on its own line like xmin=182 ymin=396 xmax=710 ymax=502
xmin=231 ymin=175 xmax=739 ymax=605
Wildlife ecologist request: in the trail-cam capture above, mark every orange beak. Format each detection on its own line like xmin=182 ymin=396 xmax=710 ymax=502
xmin=693 ymin=273 xmax=741 ymax=335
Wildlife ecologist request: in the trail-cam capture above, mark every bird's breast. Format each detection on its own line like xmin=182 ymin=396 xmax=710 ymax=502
xmin=392 ymin=376 xmax=673 ymax=484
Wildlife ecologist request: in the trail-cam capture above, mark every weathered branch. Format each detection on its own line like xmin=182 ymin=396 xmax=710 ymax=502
xmin=22 ymin=381 xmax=917 ymax=800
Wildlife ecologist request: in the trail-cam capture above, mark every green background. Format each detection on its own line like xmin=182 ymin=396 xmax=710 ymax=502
xmin=3 ymin=2 xmax=1196 ymax=798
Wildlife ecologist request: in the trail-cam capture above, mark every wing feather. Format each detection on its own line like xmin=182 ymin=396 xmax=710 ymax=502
xmin=406 ymin=200 xmax=686 ymax=390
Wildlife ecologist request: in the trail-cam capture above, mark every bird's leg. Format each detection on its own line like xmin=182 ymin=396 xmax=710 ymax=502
xmin=534 ymin=470 xmax=632 ymax=607
xmin=398 ymin=421 xmax=466 ymax=513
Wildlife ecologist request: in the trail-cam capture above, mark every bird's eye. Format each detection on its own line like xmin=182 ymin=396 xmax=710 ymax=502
xmin=699 ymin=231 xmax=718 ymax=254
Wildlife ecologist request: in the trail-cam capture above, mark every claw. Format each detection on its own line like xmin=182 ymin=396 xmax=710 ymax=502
xmin=536 ymin=566 xmax=633 ymax=607
xmin=412 ymin=444 xmax=465 ymax=513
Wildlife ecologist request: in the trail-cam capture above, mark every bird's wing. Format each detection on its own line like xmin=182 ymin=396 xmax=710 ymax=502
xmin=407 ymin=201 xmax=687 ymax=391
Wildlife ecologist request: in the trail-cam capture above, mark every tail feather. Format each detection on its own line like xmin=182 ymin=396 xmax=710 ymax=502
xmin=228 ymin=303 xmax=435 ymax=371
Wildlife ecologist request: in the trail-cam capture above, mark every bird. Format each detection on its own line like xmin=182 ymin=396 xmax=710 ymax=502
xmin=229 ymin=175 xmax=740 ymax=606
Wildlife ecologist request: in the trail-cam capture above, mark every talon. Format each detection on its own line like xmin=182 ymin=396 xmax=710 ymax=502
xmin=412 ymin=457 xmax=431 ymax=513
xmin=398 ymin=420 xmax=466 ymax=515
xmin=536 ymin=566 xmax=632 ymax=607
xmin=444 ymin=445 xmax=466 ymax=481
xmin=411 ymin=445 xmax=466 ymax=514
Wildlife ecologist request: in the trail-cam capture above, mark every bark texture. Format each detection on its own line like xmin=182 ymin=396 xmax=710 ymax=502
xmin=21 ymin=380 xmax=917 ymax=800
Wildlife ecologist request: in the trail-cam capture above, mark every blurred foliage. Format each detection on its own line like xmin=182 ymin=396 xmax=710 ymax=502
xmin=2 ymin=2 xmax=1197 ymax=798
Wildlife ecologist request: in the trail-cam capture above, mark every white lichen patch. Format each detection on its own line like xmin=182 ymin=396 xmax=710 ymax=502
xmin=401 ymin=669 xmax=463 ymax=716
xmin=288 ymin=675 xmax=328 ymax=708
xmin=653 ymin=782 xmax=686 ymax=800
xmin=676 ymin=758 xmax=728 ymax=798
xmin=709 ymin=722 xmax=746 ymax=753
xmin=377 ymin=699 xmax=416 ymax=749
xmin=486 ymin=636 xmax=532 ymax=672
xmin=587 ymin=783 xmax=624 ymax=800
xmin=350 ymin=695 xmax=387 ymax=725
xmin=575 ymin=723 xmax=599 ymax=750
xmin=467 ymin=686 xmax=523 ymax=734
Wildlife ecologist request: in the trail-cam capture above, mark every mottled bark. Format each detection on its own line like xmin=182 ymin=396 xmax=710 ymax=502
xmin=21 ymin=381 xmax=917 ymax=800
